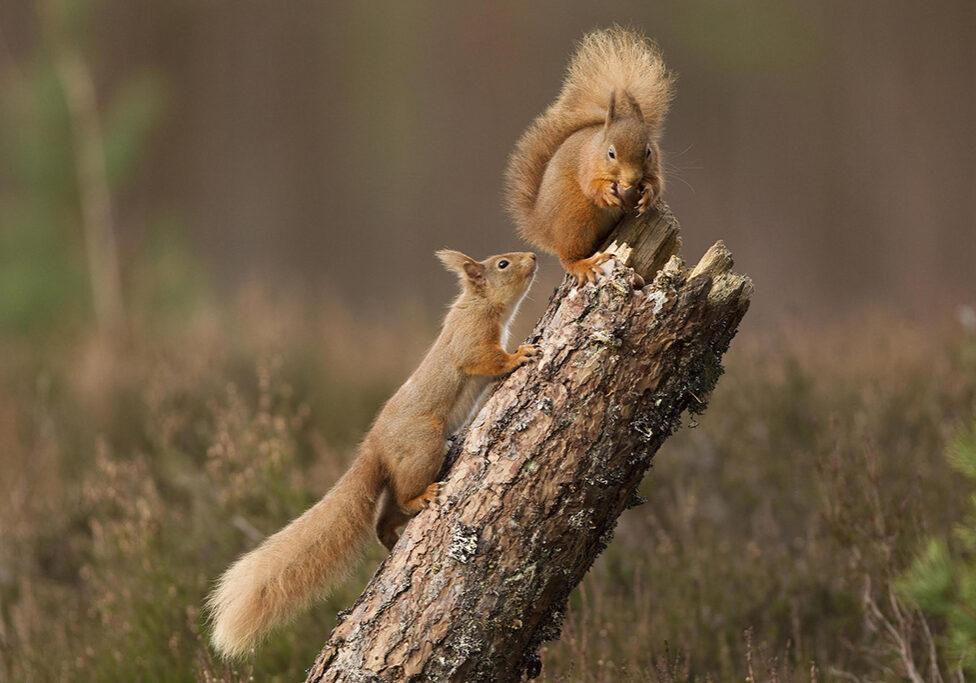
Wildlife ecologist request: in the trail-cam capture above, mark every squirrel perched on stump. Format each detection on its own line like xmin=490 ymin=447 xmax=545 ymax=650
xmin=207 ymin=250 xmax=537 ymax=658
xmin=504 ymin=27 xmax=674 ymax=286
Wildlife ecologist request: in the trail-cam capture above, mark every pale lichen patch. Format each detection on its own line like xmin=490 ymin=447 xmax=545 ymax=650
xmin=447 ymin=524 xmax=478 ymax=564
xmin=568 ymin=509 xmax=596 ymax=531
xmin=646 ymin=289 xmax=668 ymax=317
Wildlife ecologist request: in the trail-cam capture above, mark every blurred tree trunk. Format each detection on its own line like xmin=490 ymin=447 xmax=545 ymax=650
xmin=306 ymin=203 xmax=752 ymax=682
xmin=41 ymin=0 xmax=125 ymax=338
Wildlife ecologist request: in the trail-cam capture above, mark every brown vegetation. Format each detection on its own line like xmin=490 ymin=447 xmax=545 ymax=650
xmin=1 ymin=282 xmax=973 ymax=680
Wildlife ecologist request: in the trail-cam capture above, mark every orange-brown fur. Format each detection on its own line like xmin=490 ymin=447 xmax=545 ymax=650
xmin=504 ymin=27 xmax=674 ymax=285
xmin=207 ymin=250 xmax=537 ymax=658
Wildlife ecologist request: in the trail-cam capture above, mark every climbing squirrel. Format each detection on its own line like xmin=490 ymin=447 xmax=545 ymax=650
xmin=207 ymin=249 xmax=538 ymax=658
xmin=504 ymin=27 xmax=674 ymax=285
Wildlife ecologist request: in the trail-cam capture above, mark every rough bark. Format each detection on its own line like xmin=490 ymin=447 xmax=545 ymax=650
xmin=306 ymin=202 xmax=752 ymax=682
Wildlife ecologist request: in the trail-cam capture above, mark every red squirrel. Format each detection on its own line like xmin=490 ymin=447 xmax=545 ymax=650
xmin=208 ymin=250 xmax=538 ymax=658
xmin=505 ymin=27 xmax=674 ymax=285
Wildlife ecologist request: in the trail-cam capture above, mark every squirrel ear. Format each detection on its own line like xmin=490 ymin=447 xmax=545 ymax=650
xmin=436 ymin=249 xmax=469 ymax=273
xmin=436 ymin=249 xmax=485 ymax=284
xmin=462 ymin=260 xmax=486 ymax=285
xmin=604 ymin=90 xmax=617 ymax=130
xmin=625 ymin=92 xmax=644 ymax=124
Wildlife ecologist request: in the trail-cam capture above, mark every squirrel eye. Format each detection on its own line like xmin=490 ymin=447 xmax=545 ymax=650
xmin=608 ymin=146 xmax=616 ymax=159
xmin=646 ymin=145 xmax=652 ymax=158
xmin=497 ymin=259 xmax=510 ymax=270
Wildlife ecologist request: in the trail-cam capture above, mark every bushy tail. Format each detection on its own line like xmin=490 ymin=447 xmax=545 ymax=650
xmin=207 ymin=450 xmax=384 ymax=658
xmin=504 ymin=26 xmax=674 ymax=232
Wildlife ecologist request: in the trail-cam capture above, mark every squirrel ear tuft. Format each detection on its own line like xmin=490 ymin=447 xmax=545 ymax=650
xmin=625 ymin=92 xmax=644 ymax=124
xmin=436 ymin=249 xmax=485 ymax=284
xmin=436 ymin=249 xmax=469 ymax=272
xmin=604 ymin=90 xmax=617 ymax=130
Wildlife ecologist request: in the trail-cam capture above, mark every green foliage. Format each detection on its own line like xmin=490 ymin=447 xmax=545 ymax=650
xmin=0 ymin=63 xmax=87 ymax=334
xmin=898 ymin=421 xmax=976 ymax=674
xmin=0 ymin=200 xmax=87 ymax=332
xmin=0 ymin=2 xmax=168 ymax=338
xmin=102 ymin=72 xmax=168 ymax=191
xmin=128 ymin=222 xmax=212 ymax=325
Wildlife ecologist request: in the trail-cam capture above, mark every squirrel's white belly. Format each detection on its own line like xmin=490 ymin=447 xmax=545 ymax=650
xmin=446 ymin=376 xmax=493 ymax=435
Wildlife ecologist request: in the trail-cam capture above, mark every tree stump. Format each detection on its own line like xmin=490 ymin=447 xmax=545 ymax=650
xmin=305 ymin=202 xmax=753 ymax=682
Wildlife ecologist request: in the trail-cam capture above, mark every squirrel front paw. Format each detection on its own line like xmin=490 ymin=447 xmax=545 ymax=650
xmin=636 ymin=181 xmax=659 ymax=215
xmin=515 ymin=344 xmax=539 ymax=366
xmin=597 ymin=181 xmax=624 ymax=209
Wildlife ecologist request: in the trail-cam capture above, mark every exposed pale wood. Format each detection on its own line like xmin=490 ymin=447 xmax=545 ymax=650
xmin=306 ymin=202 xmax=751 ymax=682
xmin=600 ymin=200 xmax=682 ymax=282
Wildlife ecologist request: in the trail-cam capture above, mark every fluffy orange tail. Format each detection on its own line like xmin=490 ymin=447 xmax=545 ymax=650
xmin=207 ymin=450 xmax=384 ymax=658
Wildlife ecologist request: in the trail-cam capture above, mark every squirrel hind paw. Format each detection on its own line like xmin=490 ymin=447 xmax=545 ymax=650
xmin=425 ymin=482 xmax=441 ymax=504
xmin=416 ymin=482 xmax=441 ymax=509
xmin=566 ymin=252 xmax=615 ymax=288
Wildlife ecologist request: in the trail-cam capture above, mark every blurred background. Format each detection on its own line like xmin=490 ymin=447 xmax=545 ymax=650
xmin=1 ymin=1 xmax=974 ymax=681
xmin=1 ymin=0 xmax=973 ymax=332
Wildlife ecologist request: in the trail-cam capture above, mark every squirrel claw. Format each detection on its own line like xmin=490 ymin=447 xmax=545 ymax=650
xmin=400 ymin=481 xmax=441 ymax=517
xmin=514 ymin=344 xmax=539 ymax=366
xmin=567 ymin=252 xmax=615 ymax=288
xmin=600 ymin=182 xmax=624 ymax=209
xmin=636 ymin=183 xmax=656 ymax=215
xmin=419 ymin=482 xmax=441 ymax=508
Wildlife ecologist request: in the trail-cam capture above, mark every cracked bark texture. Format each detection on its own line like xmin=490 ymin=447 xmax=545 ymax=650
xmin=305 ymin=202 xmax=753 ymax=682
